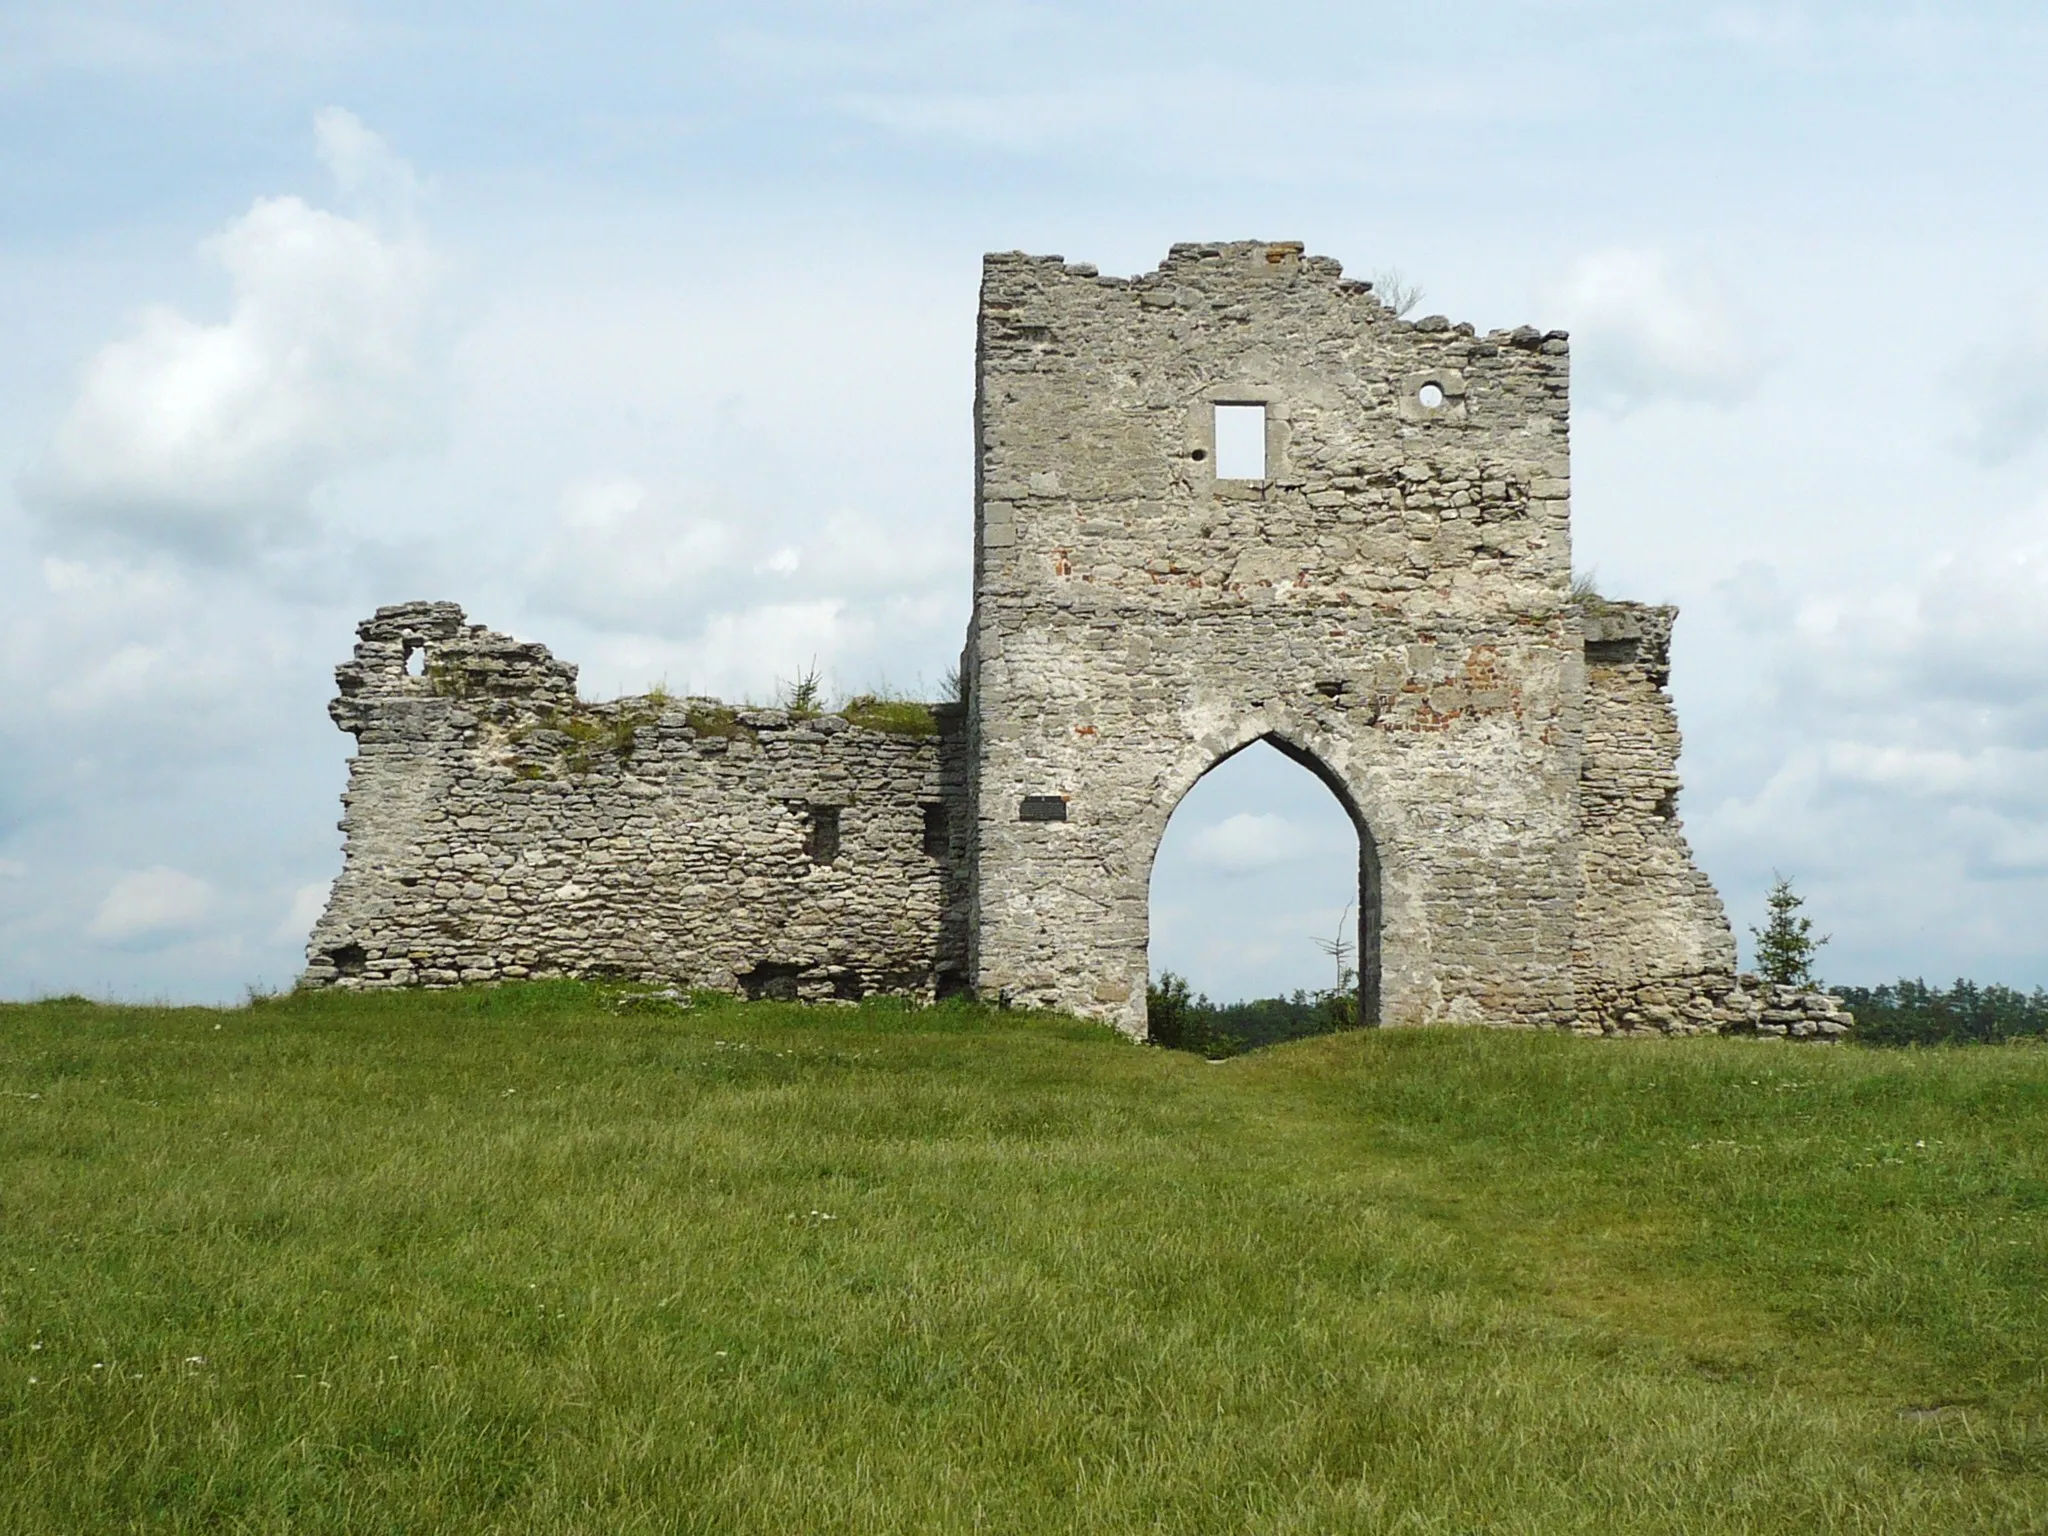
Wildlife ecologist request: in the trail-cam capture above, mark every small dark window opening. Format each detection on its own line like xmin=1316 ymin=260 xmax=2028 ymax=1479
xmin=805 ymin=806 xmax=842 ymax=865
xmin=922 ymin=803 xmax=949 ymax=858
xmin=1654 ymin=789 xmax=1678 ymax=822
xmin=1585 ymin=638 xmax=1640 ymax=666
xmin=1019 ymin=795 xmax=1068 ymax=822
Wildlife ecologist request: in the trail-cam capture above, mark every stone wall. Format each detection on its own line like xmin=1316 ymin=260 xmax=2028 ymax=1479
xmin=1571 ymin=600 xmax=1749 ymax=1034
xmin=305 ymin=602 xmax=969 ymax=1000
xmin=304 ymin=241 xmax=1839 ymax=1042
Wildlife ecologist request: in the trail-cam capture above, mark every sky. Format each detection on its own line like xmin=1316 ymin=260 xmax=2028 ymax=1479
xmin=2 ymin=1 xmax=2046 ymax=1003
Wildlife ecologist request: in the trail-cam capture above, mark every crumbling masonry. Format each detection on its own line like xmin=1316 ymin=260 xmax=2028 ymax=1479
xmin=306 ymin=241 xmax=1847 ymax=1039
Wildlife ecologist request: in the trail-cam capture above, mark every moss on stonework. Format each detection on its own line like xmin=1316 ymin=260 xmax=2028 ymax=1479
xmin=684 ymin=704 xmax=753 ymax=741
xmin=535 ymin=704 xmax=660 ymax=775
xmin=841 ymin=696 xmax=939 ymax=737
xmin=426 ymin=658 xmax=475 ymax=698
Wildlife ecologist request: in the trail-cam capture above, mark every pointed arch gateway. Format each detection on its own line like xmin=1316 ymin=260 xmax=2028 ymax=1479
xmin=1144 ymin=731 xmax=1382 ymax=1033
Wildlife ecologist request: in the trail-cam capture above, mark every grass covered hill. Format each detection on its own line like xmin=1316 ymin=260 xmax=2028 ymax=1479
xmin=4 ymin=985 xmax=2047 ymax=1533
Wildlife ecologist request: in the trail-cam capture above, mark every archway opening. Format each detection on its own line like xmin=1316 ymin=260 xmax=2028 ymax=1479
xmin=1147 ymin=736 xmax=1380 ymax=1053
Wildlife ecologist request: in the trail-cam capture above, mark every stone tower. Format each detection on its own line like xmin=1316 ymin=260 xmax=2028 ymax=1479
xmin=962 ymin=241 xmax=1738 ymax=1035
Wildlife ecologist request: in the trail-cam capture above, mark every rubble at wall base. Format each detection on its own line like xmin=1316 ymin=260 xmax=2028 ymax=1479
xmin=1574 ymin=973 xmax=1854 ymax=1040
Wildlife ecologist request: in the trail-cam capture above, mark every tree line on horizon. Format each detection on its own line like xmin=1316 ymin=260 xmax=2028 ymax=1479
xmin=1148 ymin=877 xmax=2048 ymax=1054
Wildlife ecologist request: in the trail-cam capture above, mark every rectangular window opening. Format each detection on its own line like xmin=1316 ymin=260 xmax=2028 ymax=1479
xmin=805 ymin=806 xmax=842 ymax=865
xmin=1213 ymin=403 xmax=1267 ymax=480
xmin=921 ymin=803 xmax=949 ymax=858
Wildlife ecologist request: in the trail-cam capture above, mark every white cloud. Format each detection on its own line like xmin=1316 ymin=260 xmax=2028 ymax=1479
xmin=528 ymin=477 xmax=735 ymax=631
xmin=1691 ymin=522 xmax=2048 ymax=977
xmin=521 ymin=468 xmax=966 ymax=699
xmin=273 ymin=880 xmax=330 ymax=945
xmin=803 ymin=508 xmax=957 ymax=594
xmin=90 ymin=866 xmax=216 ymax=943
xmin=1954 ymin=299 xmax=2048 ymax=465
xmin=20 ymin=114 xmax=443 ymax=559
xmin=1796 ymin=543 xmax=2048 ymax=725
xmin=7 ymin=555 xmax=279 ymax=730
xmin=530 ymin=485 xmax=960 ymax=641
xmin=1188 ymin=812 xmax=1313 ymax=875
xmin=685 ymin=599 xmax=855 ymax=699
xmin=1544 ymin=249 xmax=1762 ymax=412
xmin=1962 ymin=816 xmax=2048 ymax=878
xmin=314 ymin=106 xmax=424 ymax=221
xmin=1817 ymin=741 xmax=2048 ymax=804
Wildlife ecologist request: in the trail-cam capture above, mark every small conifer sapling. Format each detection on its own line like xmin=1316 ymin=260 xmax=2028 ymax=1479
xmin=1751 ymin=874 xmax=1829 ymax=987
xmin=781 ymin=661 xmax=824 ymax=717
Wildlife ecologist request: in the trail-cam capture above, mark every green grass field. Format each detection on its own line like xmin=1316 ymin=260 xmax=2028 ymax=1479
xmin=3 ymin=986 xmax=2045 ymax=1533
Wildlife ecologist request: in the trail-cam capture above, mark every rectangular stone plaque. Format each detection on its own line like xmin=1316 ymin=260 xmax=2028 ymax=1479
xmin=1019 ymin=795 xmax=1068 ymax=822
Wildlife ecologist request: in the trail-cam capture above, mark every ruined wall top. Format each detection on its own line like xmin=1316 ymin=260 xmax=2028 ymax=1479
xmin=1579 ymin=598 xmax=1677 ymax=687
xmin=974 ymin=240 xmax=1574 ymax=626
xmin=332 ymin=601 xmax=581 ymax=738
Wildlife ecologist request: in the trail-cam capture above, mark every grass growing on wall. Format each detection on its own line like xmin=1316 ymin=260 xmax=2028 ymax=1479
xmin=3 ymin=986 xmax=2046 ymax=1532
xmin=680 ymin=702 xmax=752 ymax=741
xmin=839 ymin=695 xmax=940 ymax=737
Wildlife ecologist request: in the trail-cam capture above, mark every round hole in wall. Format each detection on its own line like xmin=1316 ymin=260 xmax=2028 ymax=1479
xmin=1190 ymin=447 xmax=1208 ymax=461
xmin=1418 ymin=382 xmax=1446 ymax=410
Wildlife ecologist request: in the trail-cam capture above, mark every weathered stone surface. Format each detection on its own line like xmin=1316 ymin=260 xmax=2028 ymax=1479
xmin=963 ymin=241 xmax=1760 ymax=1036
xmin=307 ymin=602 xmax=970 ymax=1000
xmin=305 ymin=242 xmax=1846 ymax=1041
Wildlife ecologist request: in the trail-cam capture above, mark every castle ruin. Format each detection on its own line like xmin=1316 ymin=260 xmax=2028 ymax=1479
xmin=306 ymin=241 xmax=1838 ymax=1038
